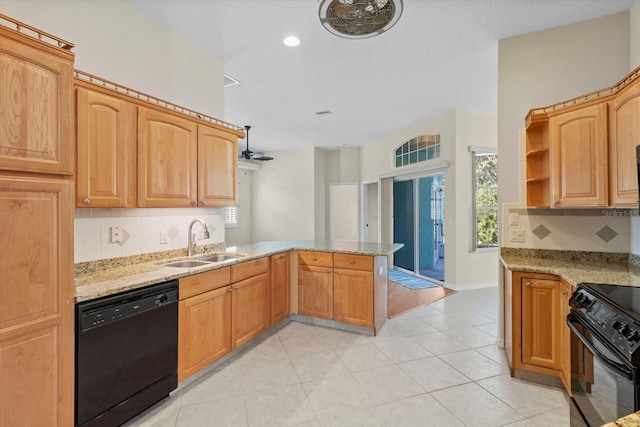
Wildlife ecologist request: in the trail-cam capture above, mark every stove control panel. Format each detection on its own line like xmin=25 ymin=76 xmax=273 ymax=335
xmin=571 ymin=288 xmax=640 ymax=362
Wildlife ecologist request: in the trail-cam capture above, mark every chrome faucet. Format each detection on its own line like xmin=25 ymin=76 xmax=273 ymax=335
xmin=187 ymin=219 xmax=210 ymax=256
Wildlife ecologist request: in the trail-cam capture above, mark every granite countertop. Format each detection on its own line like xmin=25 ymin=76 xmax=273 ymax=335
xmin=75 ymin=240 xmax=403 ymax=302
xmin=603 ymin=411 xmax=640 ymax=426
xmin=500 ymin=248 xmax=640 ymax=288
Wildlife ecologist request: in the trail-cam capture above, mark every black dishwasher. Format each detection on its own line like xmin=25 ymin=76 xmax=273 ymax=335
xmin=75 ymin=280 xmax=179 ymax=427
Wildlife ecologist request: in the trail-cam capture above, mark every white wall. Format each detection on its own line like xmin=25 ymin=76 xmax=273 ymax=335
xmin=498 ymin=12 xmax=633 ymax=254
xmin=225 ymin=168 xmax=253 ymax=246
xmin=252 ymin=147 xmax=317 ymax=242
xmin=74 ymin=208 xmax=225 ymax=262
xmin=362 ymin=108 xmax=498 ymax=288
xmin=498 ymin=12 xmax=629 ymax=207
xmin=453 ymin=109 xmax=498 ymax=287
xmin=2 ymin=1 xmax=231 ymax=262
xmin=1 ymin=0 xmax=225 ymax=118
xmin=315 ymin=148 xmax=328 ymax=241
xmin=631 ymin=1 xmax=640 ymax=70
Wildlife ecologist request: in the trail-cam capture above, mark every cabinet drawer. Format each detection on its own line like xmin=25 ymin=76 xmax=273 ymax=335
xmin=231 ymin=257 xmax=269 ymax=283
xmin=298 ymin=251 xmax=333 ymax=267
xmin=333 ymin=253 xmax=373 ymax=271
xmin=179 ymin=267 xmax=230 ymax=300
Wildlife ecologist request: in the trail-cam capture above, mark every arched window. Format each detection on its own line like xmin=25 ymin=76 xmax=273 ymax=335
xmin=395 ymin=134 xmax=440 ymax=167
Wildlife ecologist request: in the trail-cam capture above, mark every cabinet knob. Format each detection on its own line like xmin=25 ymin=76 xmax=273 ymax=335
xmin=526 ymin=281 xmax=532 ymax=287
xmin=83 ymin=198 xmax=90 ymax=205
xmin=328 ymin=269 xmax=332 ymax=273
xmin=312 ymin=257 xmax=318 ymax=261
xmin=191 ymin=200 xmax=198 ymax=206
xmin=349 ymin=260 xmax=355 ymax=264
xmin=227 ymin=288 xmax=233 ymax=293
xmin=201 ymin=201 xmax=206 ymax=206
xmin=562 ymin=290 xmax=568 ymax=296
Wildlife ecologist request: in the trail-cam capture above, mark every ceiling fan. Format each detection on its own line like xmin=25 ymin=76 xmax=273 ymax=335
xmin=240 ymin=125 xmax=273 ymax=161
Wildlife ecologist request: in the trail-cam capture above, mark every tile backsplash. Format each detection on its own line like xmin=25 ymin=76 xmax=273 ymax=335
xmin=502 ymin=207 xmax=637 ymax=253
xmin=74 ymin=208 xmax=226 ymax=263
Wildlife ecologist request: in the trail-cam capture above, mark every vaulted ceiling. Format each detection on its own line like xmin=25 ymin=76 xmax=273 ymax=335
xmin=127 ymin=0 xmax=634 ymax=152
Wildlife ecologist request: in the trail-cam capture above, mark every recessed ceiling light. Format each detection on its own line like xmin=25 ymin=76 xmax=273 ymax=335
xmin=283 ymin=36 xmax=300 ymax=47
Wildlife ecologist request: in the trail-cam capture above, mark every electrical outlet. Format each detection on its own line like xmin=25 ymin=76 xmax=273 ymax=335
xmin=509 ymin=213 xmax=519 ymax=226
xmin=110 ymin=226 xmax=122 ymax=243
xmin=509 ymin=229 xmax=525 ymax=242
xmin=160 ymin=230 xmax=168 ymax=244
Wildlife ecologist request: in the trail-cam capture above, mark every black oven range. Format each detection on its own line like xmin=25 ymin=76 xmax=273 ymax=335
xmin=568 ymin=282 xmax=640 ymax=426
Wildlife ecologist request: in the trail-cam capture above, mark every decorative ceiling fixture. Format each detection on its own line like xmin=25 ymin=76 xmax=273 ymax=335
xmin=318 ymin=0 xmax=403 ymax=39
xmin=240 ymin=125 xmax=274 ymax=161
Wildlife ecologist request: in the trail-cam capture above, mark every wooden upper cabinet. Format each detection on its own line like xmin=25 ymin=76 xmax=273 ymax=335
xmin=198 ymin=125 xmax=238 ymax=207
xmin=609 ymin=82 xmax=640 ymax=206
xmin=0 ymin=24 xmax=74 ymax=175
xmin=0 ymin=174 xmax=74 ymax=426
xmin=137 ymin=106 xmax=198 ymax=207
xmin=549 ymin=103 xmax=608 ymax=207
xmin=76 ymin=87 xmax=136 ymax=207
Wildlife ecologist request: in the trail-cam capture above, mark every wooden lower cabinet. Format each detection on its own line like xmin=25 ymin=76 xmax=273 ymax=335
xmin=521 ymin=276 xmax=561 ymax=370
xmin=297 ymin=252 xmax=386 ymax=331
xmin=510 ymin=270 xmax=572 ymax=392
xmin=333 ymin=268 xmax=374 ymax=327
xmin=298 ymin=264 xmax=333 ymax=320
xmin=178 ymin=285 xmax=231 ymax=382
xmin=271 ymin=252 xmax=291 ymax=325
xmin=0 ymin=175 xmax=74 ymax=426
xmin=559 ymin=280 xmax=572 ymax=391
xmin=231 ymin=273 xmax=270 ymax=349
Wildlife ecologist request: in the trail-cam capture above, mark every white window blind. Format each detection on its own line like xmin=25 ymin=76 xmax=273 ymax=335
xmin=225 ymin=206 xmax=238 ymax=228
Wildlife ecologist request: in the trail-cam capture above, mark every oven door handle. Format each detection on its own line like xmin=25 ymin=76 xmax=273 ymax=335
xmin=567 ymin=313 xmax=633 ymax=379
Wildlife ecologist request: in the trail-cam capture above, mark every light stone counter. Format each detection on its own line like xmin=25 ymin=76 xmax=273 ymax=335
xmin=75 ymin=240 xmax=403 ymax=302
xmin=500 ymin=248 xmax=640 ymax=288
xmin=602 ymin=411 xmax=640 ymax=426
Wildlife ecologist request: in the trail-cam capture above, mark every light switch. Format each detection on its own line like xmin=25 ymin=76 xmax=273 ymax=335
xmin=110 ymin=226 xmax=122 ymax=243
xmin=509 ymin=213 xmax=519 ymax=226
xmin=160 ymin=230 xmax=168 ymax=244
xmin=509 ymin=229 xmax=525 ymax=242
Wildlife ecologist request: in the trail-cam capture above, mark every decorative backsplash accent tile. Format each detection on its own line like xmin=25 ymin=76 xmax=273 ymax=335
xmin=168 ymin=225 xmax=179 ymax=240
xmin=596 ymin=225 xmax=618 ymax=243
xmin=532 ymin=224 xmax=551 ymax=240
xmin=118 ymin=228 xmax=131 ymax=247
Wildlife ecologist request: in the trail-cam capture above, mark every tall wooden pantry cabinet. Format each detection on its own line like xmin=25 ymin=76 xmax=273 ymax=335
xmin=0 ymin=15 xmax=75 ymax=426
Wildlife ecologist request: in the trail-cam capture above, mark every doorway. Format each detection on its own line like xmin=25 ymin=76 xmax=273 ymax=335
xmin=392 ymin=174 xmax=445 ymax=282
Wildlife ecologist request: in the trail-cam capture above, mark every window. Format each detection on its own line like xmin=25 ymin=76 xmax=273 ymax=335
xmin=395 ymin=134 xmax=440 ymax=167
xmin=225 ymin=206 xmax=238 ymax=228
xmin=472 ymin=150 xmax=498 ymax=250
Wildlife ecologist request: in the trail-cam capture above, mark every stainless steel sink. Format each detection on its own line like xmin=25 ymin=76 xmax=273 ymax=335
xmin=197 ymin=254 xmax=242 ymax=263
xmin=162 ymin=260 xmax=212 ymax=268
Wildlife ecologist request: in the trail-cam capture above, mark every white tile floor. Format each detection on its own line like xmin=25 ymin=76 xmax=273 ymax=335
xmin=125 ymin=287 xmax=570 ymax=427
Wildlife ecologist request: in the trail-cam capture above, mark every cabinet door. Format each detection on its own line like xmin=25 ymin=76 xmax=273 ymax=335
xmin=609 ymin=82 xmax=640 ymax=206
xmin=0 ymin=29 xmax=74 ymax=175
xmin=178 ymin=285 xmax=232 ymax=382
xmin=198 ymin=125 xmax=237 ymax=207
xmin=137 ymin=107 xmax=198 ymax=207
xmin=298 ymin=265 xmax=333 ymax=320
xmin=333 ymin=268 xmax=373 ymax=327
xmin=0 ymin=175 xmax=74 ymax=426
xmin=271 ymin=252 xmax=290 ymax=325
xmin=76 ymin=87 xmax=136 ymax=207
xmin=559 ymin=281 xmax=572 ymax=393
xmin=232 ymin=273 xmax=270 ymax=349
xmin=549 ymin=104 xmax=608 ymax=207
xmin=521 ymin=277 xmax=560 ymax=370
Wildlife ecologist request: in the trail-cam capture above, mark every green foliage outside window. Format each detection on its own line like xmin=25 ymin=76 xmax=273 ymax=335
xmin=474 ymin=153 xmax=498 ymax=248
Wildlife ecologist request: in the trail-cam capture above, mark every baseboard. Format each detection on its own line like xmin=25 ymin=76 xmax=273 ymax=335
xmin=445 ymin=282 xmax=498 ymax=291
